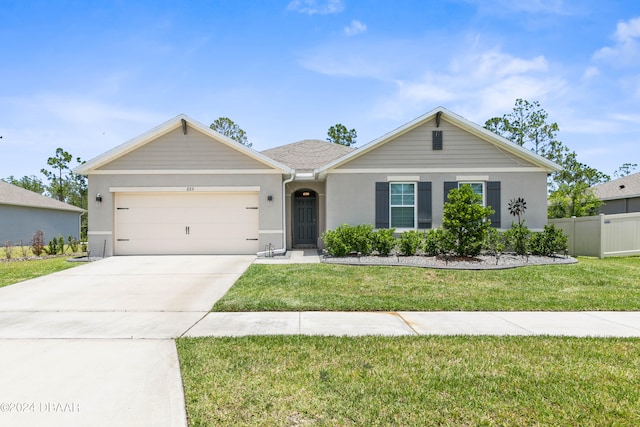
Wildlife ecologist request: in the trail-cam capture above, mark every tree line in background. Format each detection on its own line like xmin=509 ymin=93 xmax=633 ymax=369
xmin=4 ymin=148 xmax=88 ymax=238
xmin=484 ymin=98 xmax=636 ymax=218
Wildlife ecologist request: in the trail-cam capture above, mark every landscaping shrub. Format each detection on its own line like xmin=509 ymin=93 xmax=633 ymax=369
xmin=531 ymin=224 xmax=568 ymax=256
xmin=31 ymin=230 xmax=45 ymax=257
xmin=44 ymin=238 xmax=58 ymax=256
xmin=58 ymin=236 xmax=66 ymax=254
xmin=442 ymin=185 xmax=494 ymax=257
xmin=423 ymin=228 xmax=449 ymax=256
xmin=349 ymin=224 xmax=374 ymax=255
xmin=322 ymin=224 xmax=374 ymax=256
xmin=68 ymin=236 xmax=79 ymax=253
xmin=397 ymin=230 xmax=424 ymax=256
xmin=484 ymin=227 xmax=506 ymax=256
xmin=3 ymin=241 xmax=11 ymax=260
xmin=505 ymin=222 xmax=531 ymax=255
xmin=19 ymin=240 xmax=28 ymax=258
xmin=322 ymin=228 xmax=349 ymax=257
xmin=371 ymin=228 xmax=396 ymax=256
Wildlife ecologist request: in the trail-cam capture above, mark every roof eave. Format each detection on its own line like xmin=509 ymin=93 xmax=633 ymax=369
xmin=1 ymin=200 xmax=85 ymax=213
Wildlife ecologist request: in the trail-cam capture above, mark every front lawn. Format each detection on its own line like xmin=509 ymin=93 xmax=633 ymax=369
xmin=212 ymin=257 xmax=640 ymax=311
xmin=0 ymin=257 xmax=79 ymax=288
xmin=178 ymin=335 xmax=640 ymax=426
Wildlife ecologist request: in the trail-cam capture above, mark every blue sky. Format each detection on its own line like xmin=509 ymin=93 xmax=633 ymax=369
xmin=1 ymin=0 xmax=639 ymax=179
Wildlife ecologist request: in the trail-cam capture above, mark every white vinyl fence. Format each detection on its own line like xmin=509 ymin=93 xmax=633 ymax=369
xmin=550 ymin=213 xmax=640 ymax=258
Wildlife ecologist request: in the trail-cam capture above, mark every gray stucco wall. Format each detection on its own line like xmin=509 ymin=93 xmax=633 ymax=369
xmin=325 ymin=171 xmax=550 ymax=232
xmin=0 ymin=204 xmax=81 ymax=245
xmin=87 ymin=173 xmax=283 ymax=256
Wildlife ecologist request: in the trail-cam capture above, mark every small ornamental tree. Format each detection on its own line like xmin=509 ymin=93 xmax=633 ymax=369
xmin=442 ymin=185 xmax=494 ymax=257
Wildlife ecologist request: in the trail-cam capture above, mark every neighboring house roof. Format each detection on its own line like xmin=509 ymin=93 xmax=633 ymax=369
xmin=316 ymin=106 xmax=562 ymax=177
xmin=261 ymin=139 xmax=355 ymax=170
xmin=592 ymin=171 xmax=640 ymax=201
xmin=75 ymin=114 xmax=293 ymax=175
xmin=0 ymin=181 xmax=84 ymax=212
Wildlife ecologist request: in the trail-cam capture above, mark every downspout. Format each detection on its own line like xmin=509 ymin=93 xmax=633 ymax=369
xmin=256 ymin=171 xmax=295 ymax=257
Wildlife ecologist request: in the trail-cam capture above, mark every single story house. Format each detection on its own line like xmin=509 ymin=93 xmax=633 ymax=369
xmin=592 ymin=172 xmax=640 ymax=214
xmin=0 ymin=180 xmax=84 ymax=245
xmin=75 ymin=107 xmax=561 ymax=256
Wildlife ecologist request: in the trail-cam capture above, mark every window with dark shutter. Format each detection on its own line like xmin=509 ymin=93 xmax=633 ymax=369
xmin=417 ymin=182 xmax=432 ymax=229
xmin=486 ymin=181 xmax=501 ymax=228
xmin=432 ymin=131 xmax=443 ymax=150
xmin=375 ymin=182 xmax=389 ymax=228
xmin=444 ymin=181 xmax=458 ymax=203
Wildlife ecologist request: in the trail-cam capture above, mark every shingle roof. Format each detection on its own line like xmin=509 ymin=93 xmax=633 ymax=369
xmin=261 ymin=139 xmax=355 ymax=170
xmin=0 ymin=181 xmax=85 ymax=212
xmin=592 ymin=171 xmax=640 ymax=200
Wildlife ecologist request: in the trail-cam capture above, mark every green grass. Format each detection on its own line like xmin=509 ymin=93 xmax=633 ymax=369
xmin=0 ymin=257 xmax=79 ymax=288
xmin=178 ymin=335 xmax=640 ymax=426
xmin=213 ymin=257 xmax=640 ymax=311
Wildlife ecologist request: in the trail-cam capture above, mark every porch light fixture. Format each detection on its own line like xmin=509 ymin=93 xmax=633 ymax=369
xmin=267 ymin=195 xmax=273 ymax=201
xmin=302 ymin=191 xmax=310 ymax=197
xmin=96 ymin=193 xmax=102 ymax=203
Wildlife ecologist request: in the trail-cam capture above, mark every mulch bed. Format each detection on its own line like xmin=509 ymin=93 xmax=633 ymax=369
xmin=322 ymin=253 xmax=577 ymax=270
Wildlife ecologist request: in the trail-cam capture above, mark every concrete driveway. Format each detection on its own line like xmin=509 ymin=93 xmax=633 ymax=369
xmin=0 ymin=255 xmax=254 ymax=427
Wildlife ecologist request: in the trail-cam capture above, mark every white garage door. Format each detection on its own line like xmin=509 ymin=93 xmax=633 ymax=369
xmin=114 ymin=192 xmax=259 ymax=255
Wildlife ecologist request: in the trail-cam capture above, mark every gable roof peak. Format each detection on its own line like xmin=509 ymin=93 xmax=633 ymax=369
xmin=316 ymin=106 xmax=561 ymax=174
xmin=75 ymin=114 xmax=292 ymax=175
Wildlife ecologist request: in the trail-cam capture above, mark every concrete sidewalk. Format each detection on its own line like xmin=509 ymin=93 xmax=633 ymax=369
xmin=184 ymin=311 xmax=640 ymax=338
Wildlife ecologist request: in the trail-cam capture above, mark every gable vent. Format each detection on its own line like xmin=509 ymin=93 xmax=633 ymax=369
xmin=432 ymin=130 xmax=443 ymax=150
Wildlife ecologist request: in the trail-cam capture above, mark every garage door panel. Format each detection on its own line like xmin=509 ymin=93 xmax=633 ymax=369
xmin=116 ymin=223 xmax=188 ymax=240
xmin=118 ymin=193 xmax=257 ymax=208
xmin=117 ymin=207 xmax=258 ymax=226
xmin=114 ymin=192 xmax=259 ymax=255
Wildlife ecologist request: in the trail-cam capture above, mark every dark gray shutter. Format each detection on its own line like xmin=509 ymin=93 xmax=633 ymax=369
xmin=417 ymin=182 xmax=432 ymax=229
xmin=444 ymin=181 xmax=458 ymax=203
xmin=375 ymin=182 xmax=389 ymax=228
xmin=432 ymin=131 xmax=443 ymax=150
xmin=487 ymin=181 xmax=501 ymax=228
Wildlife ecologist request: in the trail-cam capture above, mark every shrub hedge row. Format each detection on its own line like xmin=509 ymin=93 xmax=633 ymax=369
xmin=322 ymin=223 xmax=568 ymax=258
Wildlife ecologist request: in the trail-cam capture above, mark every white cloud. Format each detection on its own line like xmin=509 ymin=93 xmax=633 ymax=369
xmin=613 ymin=16 xmax=640 ymax=42
xmin=582 ymin=66 xmax=600 ymax=79
xmin=593 ymin=16 xmax=640 ymax=66
xmin=298 ymin=38 xmax=416 ymax=79
xmin=467 ymin=50 xmax=548 ymax=79
xmin=344 ymin=20 xmax=367 ymax=36
xmin=372 ymin=47 xmax=563 ymax=122
xmin=287 ymin=0 xmax=344 ymax=15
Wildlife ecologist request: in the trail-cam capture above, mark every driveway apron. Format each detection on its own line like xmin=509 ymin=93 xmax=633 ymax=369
xmin=0 ymin=255 xmax=254 ymax=427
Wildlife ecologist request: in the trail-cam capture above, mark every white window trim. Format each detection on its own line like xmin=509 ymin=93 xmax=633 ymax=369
xmin=458 ymin=181 xmax=486 ymax=206
xmin=389 ymin=182 xmax=417 ymax=230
